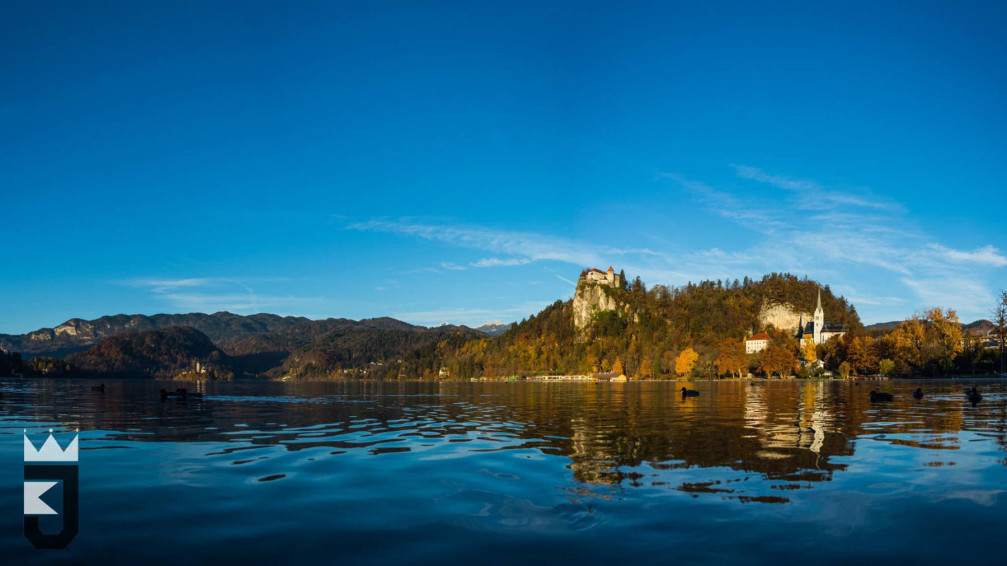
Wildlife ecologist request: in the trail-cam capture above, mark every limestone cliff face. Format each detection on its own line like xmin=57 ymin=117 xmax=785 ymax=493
xmin=573 ymin=283 xmax=619 ymax=330
xmin=759 ymin=302 xmax=811 ymax=333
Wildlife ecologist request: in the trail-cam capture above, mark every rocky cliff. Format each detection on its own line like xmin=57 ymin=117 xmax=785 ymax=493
xmin=573 ymin=283 xmax=620 ymax=330
xmin=758 ymin=302 xmax=811 ymax=333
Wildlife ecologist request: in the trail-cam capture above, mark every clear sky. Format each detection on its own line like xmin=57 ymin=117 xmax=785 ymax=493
xmin=2 ymin=1 xmax=1006 ymax=334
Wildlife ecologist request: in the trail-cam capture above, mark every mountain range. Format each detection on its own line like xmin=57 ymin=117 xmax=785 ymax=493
xmin=865 ymin=318 xmax=993 ymax=336
xmin=0 ymin=313 xmax=506 ymax=358
xmin=0 ymin=312 xmax=498 ymax=380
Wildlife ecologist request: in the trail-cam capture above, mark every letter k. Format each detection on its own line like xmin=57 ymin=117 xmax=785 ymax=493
xmin=24 ymin=481 xmax=58 ymax=515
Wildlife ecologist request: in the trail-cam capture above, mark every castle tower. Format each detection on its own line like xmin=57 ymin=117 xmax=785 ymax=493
xmin=813 ymin=289 xmax=824 ymax=344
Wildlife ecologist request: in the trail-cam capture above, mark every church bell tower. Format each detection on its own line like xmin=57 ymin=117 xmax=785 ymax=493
xmin=813 ymin=289 xmax=824 ymax=344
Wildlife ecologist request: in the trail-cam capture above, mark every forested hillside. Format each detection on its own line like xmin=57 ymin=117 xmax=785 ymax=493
xmin=64 ymin=326 xmax=232 ymax=379
xmin=438 ymin=273 xmax=861 ymax=379
xmin=277 ymin=326 xmax=482 ymax=380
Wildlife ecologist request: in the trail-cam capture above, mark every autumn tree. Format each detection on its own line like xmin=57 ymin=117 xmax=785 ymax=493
xmin=800 ymin=339 xmax=817 ymax=363
xmin=660 ymin=350 xmax=677 ymax=378
xmin=888 ymin=316 xmax=926 ymax=375
xmin=847 ymin=336 xmax=878 ymax=376
xmin=994 ymin=290 xmax=1007 ymax=374
xmin=612 ymin=358 xmax=625 ymax=376
xmin=650 ymin=353 xmax=662 ymax=379
xmin=761 ymin=345 xmax=796 ymax=378
xmin=675 ymin=347 xmax=698 ymax=377
xmin=878 ymin=358 xmax=895 ymax=376
xmin=715 ymin=339 xmax=747 ymax=378
xmin=839 ymin=361 xmax=851 ymax=379
xmin=922 ymin=307 xmax=962 ymax=376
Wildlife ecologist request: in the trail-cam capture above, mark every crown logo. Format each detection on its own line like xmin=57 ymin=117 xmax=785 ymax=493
xmin=24 ymin=429 xmax=79 ymax=463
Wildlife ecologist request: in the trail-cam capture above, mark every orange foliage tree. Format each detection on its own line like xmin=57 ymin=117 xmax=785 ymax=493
xmin=675 ymin=348 xmax=698 ymax=377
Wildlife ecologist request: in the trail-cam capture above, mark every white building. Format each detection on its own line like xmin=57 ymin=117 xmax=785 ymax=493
xmin=745 ymin=332 xmax=770 ymax=354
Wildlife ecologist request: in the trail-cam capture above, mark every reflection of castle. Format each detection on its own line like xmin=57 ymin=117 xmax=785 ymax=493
xmin=797 ymin=290 xmax=847 ymax=345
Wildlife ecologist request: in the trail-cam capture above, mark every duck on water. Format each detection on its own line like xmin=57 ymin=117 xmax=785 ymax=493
xmin=160 ymin=388 xmax=204 ymax=400
xmin=681 ymin=387 xmax=700 ymax=397
xmin=869 ymin=390 xmax=894 ymax=402
xmin=967 ymin=387 xmax=982 ymax=404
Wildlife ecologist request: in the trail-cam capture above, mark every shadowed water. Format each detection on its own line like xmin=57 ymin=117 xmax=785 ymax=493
xmin=2 ymin=378 xmax=1007 ymax=564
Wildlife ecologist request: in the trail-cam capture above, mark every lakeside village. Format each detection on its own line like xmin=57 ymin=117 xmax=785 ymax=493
xmin=470 ymin=266 xmax=1007 ymax=383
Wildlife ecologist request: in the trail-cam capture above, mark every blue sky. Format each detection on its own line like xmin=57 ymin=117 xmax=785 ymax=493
xmin=2 ymin=1 xmax=1005 ymax=333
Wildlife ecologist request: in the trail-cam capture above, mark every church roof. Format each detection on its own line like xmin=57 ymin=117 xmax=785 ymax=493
xmin=816 ymin=289 xmax=823 ymax=312
xmin=798 ymin=321 xmax=845 ymax=335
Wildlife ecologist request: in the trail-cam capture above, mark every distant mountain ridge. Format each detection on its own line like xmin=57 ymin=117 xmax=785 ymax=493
xmin=0 ymin=312 xmax=424 ymax=358
xmin=865 ymin=318 xmax=992 ymax=335
xmin=33 ymin=319 xmax=481 ymax=381
xmin=474 ymin=322 xmax=512 ymax=337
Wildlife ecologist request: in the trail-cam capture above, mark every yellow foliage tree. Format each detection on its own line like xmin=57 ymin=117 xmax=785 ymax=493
xmin=925 ymin=307 xmax=962 ymax=374
xmin=612 ymin=358 xmax=625 ymax=376
xmin=847 ymin=335 xmax=878 ymax=375
xmin=675 ymin=348 xmax=698 ymax=377
xmin=800 ymin=339 xmax=817 ymax=363
xmin=638 ymin=354 xmax=652 ymax=379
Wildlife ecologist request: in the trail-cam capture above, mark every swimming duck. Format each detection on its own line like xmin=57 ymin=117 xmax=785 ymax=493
xmin=967 ymin=387 xmax=982 ymax=404
xmin=160 ymin=388 xmax=186 ymax=400
xmin=680 ymin=387 xmax=700 ymax=397
xmin=912 ymin=387 xmax=924 ymax=399
xmin=869 ymin=390 xmax=894 ymax=402
xmin=90 ymin=384 xmax=105 ymax=392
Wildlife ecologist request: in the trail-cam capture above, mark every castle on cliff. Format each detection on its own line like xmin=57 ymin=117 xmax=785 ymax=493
xmin=580 ymin=266 xmax=624 ymax=288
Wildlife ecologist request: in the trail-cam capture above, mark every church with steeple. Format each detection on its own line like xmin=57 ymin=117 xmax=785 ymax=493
xmin=796 ymin=289 xmax=847 ymax=345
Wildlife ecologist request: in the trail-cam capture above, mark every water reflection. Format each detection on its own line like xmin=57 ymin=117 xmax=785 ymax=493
xmin=5 ymin=379 xmax=1007 ymax=564
xmin=2 ymin=379 xmax=1006 ymax=495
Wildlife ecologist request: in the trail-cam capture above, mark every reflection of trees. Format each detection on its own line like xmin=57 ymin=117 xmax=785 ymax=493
xmin=4 ymin=379 xmax=988 ymax=490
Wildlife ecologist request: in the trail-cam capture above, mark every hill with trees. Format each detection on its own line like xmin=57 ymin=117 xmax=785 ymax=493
xmin=276 ymin=325 xmax=482 ymax=380
xmin=436 ymin=273 xmax=862 ymax=380
xmin=64 ymin=326 xmax=233 ymax=379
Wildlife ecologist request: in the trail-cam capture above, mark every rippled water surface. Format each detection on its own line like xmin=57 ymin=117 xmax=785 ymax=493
xmin=3 ymin=378 xmax=1007 ymax=564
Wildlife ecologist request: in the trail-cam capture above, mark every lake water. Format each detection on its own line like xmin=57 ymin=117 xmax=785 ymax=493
xmin=2 ymin=378 xmax=1007 ymax=564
